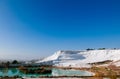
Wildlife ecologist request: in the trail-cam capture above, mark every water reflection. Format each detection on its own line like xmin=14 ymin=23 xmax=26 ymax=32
xmin=10 ymin=68 xmax=17 ymax=74
xmin=52 ymin=68 xmax=94 ymax=76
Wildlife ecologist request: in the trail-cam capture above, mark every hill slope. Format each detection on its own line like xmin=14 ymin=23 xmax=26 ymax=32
xmin=36 ymin=49 xmax=120 ymax=68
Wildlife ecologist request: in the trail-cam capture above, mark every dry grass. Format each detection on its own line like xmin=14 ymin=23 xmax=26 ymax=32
xmin=86 ymin=65 xmax=120 ymax=78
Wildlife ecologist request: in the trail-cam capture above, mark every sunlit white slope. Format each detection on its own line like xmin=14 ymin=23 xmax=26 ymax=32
xmin=36 ymin=49 xmax=120 ymax=67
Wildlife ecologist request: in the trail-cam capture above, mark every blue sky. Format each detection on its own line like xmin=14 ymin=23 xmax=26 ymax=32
xmin=0 ymin=0 xmax=120 ymax=60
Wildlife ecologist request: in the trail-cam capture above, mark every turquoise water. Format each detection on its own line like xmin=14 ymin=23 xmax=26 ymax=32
xmin=0 ymin=68 xmax=51 ymax=77
xmin=52 ymin=68 xmax=94 ymax=76
xmin=0 ymin=68 xmax=93 ymax=77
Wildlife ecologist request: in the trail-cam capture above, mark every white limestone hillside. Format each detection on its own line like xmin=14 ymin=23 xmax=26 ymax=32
xmin=36 ymin=49 xmax=120 ymax=68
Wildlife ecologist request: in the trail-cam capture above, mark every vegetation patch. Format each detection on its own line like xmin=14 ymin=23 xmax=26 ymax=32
xmin=18 ymin=66 xmax=52 ymax=74
xmin=88 ymin=60 xmax=113 ymax=65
